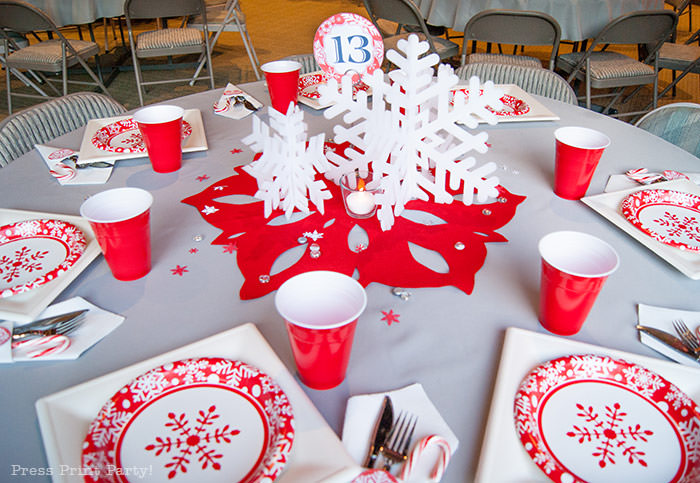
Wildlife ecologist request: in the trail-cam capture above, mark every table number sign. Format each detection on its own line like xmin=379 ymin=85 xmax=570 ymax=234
xmin=313 ymin=13 xmax=384 ymax=82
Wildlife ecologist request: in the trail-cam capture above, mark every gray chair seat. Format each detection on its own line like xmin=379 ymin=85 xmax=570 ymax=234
xmin=7 ymin=39 xmax=100 ymax=72
xmin=557 ymin=51 xmax=656 ymax=83
xmin=659 ymin=42 xmax=700 ymax=68
xmin=465 ymin=52 xmax=542 ymax=69
xmin=136 ymin=28 xmax=205 ymax=57
xmin=455 ymin=62 xmax=578 ymax=105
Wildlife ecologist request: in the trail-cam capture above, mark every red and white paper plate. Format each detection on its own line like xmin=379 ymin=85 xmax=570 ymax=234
xmin=298 ymin=72 xmax=370 ymax=99
xmin=82 ymin=358 xmax=295 ymax=483
xmin=621 ymin=189 xmax=700 ymax=251
xmin=0 ymin=219 xmax=87 ymax=299
xmin=451 ymin=88 xmax=530 ymax=117
xmin=313 ymin=13 xmax=384 ymax=82
xmin=351 ymin=469 xmax=398 ymax=483
xmin=91 ymin=118 xmax=193 ymax=154
xmin=514 ymin=354 xmax=700 ymax=483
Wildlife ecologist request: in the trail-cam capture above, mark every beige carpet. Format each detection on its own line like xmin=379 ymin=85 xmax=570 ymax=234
xmin=1 ymin=0 xmax=698 ymax=121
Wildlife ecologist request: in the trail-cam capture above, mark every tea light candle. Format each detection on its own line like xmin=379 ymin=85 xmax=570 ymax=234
xmin=346 ymin=190 xmax=376 ymax=215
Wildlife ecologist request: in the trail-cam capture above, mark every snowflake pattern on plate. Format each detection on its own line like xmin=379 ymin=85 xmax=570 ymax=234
xmin=450 ymin=88 xmax=531 ymax=117
xmin=91 ymin=118 xmax=193 ymax=154
xmin=621 ymin=189 xmax=700 ymax=251
xmin=514 ymin=354 xmax=700 ymax=483
xmin=298 ymin=72 xmax=370 ymax=100
xmin=0 ymin=219 xmax=87 ymax=298
xmin=82 ymin=358 xmax=294 ymax=483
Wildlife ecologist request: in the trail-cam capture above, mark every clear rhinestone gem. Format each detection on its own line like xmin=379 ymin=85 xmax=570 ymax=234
xmin=258 ymin=274 xmax=270 ymax=283
xmin=297 ymin=236 xmax=307 ymax=244
xmin=309 ymin=243 xmax=321 ymax=259
xmin=497 ymin=197 xmax=507 ymax=203
xmin=193 ymin=234 xmax=204 ymax=242
xmin=482 ymin=209 xmax=492 ymax=216
xmin=454 ymin=241 xmax=465 ymax=250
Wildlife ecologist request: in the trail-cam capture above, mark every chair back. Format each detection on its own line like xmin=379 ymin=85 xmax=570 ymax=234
xmin=363 ymin=0 xmax=425 ymax=30
xmin=284 ymin=54 xmax=320 ymax=75
xmin=0 ymin=92 xmax=126 ymax=167
xmin=0 ymin=0 xmax=57 ymax=34
xmin=125 ymin=0 xmax=205 ymax=20
xmin=591 ymin=10 xmax=677 ymax=58
xmin=463 ymin=10 xmax=561 ymax=69
xmin=455 ymin=63 xmax=578 ymax=105
xmin=634 ymin=102 xmax=700 ymax=158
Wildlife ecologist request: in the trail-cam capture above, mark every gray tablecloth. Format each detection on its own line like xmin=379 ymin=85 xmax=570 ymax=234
xmin=0 ymin=81 xmax=698 ymax=482
xmin=415 ymin=0 xmax=665 ymax=41
xmin=24 ymin=0 xmax=123 ymax=27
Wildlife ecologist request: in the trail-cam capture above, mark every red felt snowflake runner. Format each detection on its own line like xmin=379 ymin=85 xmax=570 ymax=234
xmin=182 ymin=142 xmax=525 ymax=299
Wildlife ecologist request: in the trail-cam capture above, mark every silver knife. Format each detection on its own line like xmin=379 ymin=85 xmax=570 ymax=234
xmin=364 ymin=395 xmax=394 ymax=468
xmin=636 ymin=325 xmax=699 ymax=361
xmin=11 ymin=309 xmax=89 ymax=336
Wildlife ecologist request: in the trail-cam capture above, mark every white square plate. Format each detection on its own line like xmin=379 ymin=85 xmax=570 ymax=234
xmin=36 ymin=323 xmax=355 ymax=483
xmin=454 ymin=83 xmax=560 ymax=123
xmin=0 ymin=209 xmax=101 ymax=322
xmin=475 ymin=327 xmax=700 ymax=482
xmin=77 ymin=109 xmax=208 ymax=164
xmin=582 ymin=179 xmax=700 ymax=279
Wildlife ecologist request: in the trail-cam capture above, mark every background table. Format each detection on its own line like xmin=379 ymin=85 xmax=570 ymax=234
xmin=24 ymin=0 xmax=122 ymax=28
xmin=0 ymin=81 xmax=698 ymax=482
xmin=415 ymin=0 xmax=665 ymax=41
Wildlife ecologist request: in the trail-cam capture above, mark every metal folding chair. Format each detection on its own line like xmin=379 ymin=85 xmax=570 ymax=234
xmin=188 ymin=0 xmax=260 ymax=83
xmin=124 ymin=0 xmax=215 ymax=106
xmin=0 ymin=0 xmax=110 ymax=114
xmin=556 ymin=10 xmax=678 ymax=118
xmin=461 ymin=10 xmax=561 ymax=71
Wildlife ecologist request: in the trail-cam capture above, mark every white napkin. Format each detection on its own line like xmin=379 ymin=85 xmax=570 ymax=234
xmin=605 ymin=172 xmax=700 ymax=192
xmin=5 ymin=296 xmax=124 ymax=362
xmin=637 ymin=304 xmax=700 ymax=367
xmin=342 ymin=383 xmax=458 ymax=483
xmin=214 ymin=83 xmax=263 ymax=120
xmin=35 ymin=144 xmax=113 ymax=185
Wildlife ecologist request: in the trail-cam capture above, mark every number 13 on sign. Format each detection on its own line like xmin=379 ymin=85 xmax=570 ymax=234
xmin=313 ymin=13 xmax=384 ymax=81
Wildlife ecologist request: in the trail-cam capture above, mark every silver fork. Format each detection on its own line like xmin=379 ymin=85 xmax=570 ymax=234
xmin=382 ymin=411 xmax=417 ymax=472
xmin=12 ymin=313 xmax=86 ymax=341
xmin=672 ymin=319 xmax=700 ymax=354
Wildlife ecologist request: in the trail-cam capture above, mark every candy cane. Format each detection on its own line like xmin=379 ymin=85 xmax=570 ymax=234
xmin=399 ymin=434 xmax=451 ymax=482
xmin=625 ymin=168 xmax=665 ymax=185
xmin=213 ymin=97 xmax=232 ymax=113
xmin=12 ymin=335 xmax=71 ymax=359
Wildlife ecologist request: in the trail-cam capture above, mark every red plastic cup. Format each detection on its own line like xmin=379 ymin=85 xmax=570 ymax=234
xmin=553 ymin=126 xmax=611 ymax=200
xmin=538 ymin=231 xmax=619 ymax=336
xmin=80 ymin=187 xmax=154 ymax=281
xmin=133 ymin=105 xmax=185 ymax=173
xmin=275 ymin=271 xmax=367 ymax=390
xmin=261 ymin=60 xmax=302 ymax=114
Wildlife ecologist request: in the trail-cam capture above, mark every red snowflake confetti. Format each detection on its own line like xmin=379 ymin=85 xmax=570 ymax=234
xmin=171 ymin=265 xmax=188 ymax=276
xmin=182 ymin=142 xmax=525 ymax=299
xmin=230 ymin=148 xmax=243 ymax=154
xmin=223 ymin=242 xmax=238 ymax=254
xmin=189 ymin=248 xmax=199 ymax=254
xmin=381 ymin=310 xmax=400 ymax=326
xmin=196 ymin=175 xmax=210 ymax=182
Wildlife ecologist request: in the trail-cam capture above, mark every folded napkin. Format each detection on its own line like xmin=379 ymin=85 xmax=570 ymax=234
xmin=342 ymin=383 xmax=459 ymax=483
xmin=35 ymin=144 xmax=113 ymax=185
xmin=214 ymin=83 xmax=263 ymax=120
xmin=638 ymin=303 xmax=700 ymax=367
xmin=605 ymin=170 xmax=700 ymax=193
xmin=0 ymin=296 xmax=124 ymax=362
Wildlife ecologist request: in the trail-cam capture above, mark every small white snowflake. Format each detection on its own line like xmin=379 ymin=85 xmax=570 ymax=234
xmin=201 ymin=205 xmax=219 ymax=215
xmin=303 ymin=230 xmax=324 ymax=241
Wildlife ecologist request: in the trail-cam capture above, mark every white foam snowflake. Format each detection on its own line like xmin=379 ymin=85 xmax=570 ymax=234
xmin=242 ymin=105 xmax=330 ymax=219
xmin=319 ymin=34 xmax=503 ymax=230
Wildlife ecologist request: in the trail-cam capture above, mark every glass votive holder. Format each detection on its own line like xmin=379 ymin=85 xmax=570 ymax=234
xmin=340 ymin=170 xmax=380 ymax=219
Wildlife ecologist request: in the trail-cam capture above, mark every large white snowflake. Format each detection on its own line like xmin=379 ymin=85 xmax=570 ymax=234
xmin=242 ymin=105 xmax=330 ymax=219
xmin=319 ymin=34 xmax=504 ymax=230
